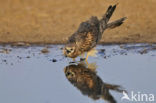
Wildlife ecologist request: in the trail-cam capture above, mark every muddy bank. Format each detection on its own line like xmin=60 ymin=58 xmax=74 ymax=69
xmin=0 ymin=0 xmax=156 ymax=44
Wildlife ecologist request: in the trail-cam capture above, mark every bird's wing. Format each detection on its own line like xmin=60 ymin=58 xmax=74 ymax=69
xmin=68 ymin=16 xmax=99 ymax=43
xmin=68 ymin=18 xmax=99 ymax=51
xmin=77 ymin=22 xmax=92 ymax=33
xmin=75 ymin=32 xmax=97 ymax=52
xmin=68 ymin=22 xmax=92 ymax=43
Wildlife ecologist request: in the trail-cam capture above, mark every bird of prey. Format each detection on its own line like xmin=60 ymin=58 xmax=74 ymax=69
xmin=63 ymin=4 xmax=126 ymax=61
xmin=64 ymin=62 xmax=126 ymax=103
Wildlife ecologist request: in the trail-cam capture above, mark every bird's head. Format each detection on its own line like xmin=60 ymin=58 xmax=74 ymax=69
xmin=64 ymin=65 xmax=76 ymax=81
xmin=63 ymin=44 xmax=77 ymax=58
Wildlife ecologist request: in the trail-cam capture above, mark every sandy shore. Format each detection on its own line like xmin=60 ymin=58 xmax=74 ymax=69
xmin=0 ymin=0 xmax=156 ymax=44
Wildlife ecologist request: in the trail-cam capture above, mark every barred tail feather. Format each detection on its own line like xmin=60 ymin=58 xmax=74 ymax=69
xmin=99 ymin=4 xmax=117 ymax=33
xmin=104 ymin=83 xmax=126 ymax=93
xmin=103 ymin=5 xmax=117 ymax=23
xmin=107 ymin=17 xmax=127 ymax=29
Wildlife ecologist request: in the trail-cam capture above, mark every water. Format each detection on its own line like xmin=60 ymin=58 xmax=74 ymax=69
xmin=0 ymin=44 xmax=156 ymax=103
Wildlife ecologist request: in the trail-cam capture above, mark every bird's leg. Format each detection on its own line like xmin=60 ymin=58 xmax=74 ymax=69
xmin=85 ymin=53 xmax=89 ymax=64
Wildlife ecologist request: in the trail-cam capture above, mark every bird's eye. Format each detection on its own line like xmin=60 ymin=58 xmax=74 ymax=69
xmin=71 ymin=48 xmax=73 ymax=51
xmin=66 ymin=50 xmax=70 ymax=54
xmin=66 ymin=71 xmax=74 ymax=77
xmin=66 ymin=72 xmax=71 ymax=76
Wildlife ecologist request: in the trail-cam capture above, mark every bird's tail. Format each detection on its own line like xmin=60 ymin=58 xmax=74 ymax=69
xmin=99 ymin=4 xmax=127 ymax=34
xmin=104 ymin=83 xmax=126 ymax=93
xmin=101 ymin=83 xmax=127 ymax=103
xmin=106 ymin=17 xmax=127 ymax=29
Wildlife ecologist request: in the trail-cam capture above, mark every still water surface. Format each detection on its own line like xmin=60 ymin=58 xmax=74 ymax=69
xmin=0 ymin=44 xmax=156 ymax=103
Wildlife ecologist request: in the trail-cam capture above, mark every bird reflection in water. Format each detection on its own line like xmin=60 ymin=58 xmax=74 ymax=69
xmin=64 ymin=62 xmax=126 ymax=103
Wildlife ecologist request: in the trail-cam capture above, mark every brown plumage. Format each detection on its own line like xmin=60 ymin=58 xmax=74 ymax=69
xmin=63 ymin=4 xmax=126 ymax=60
xmin=64 ymin=63 xmax=126 ymax=103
